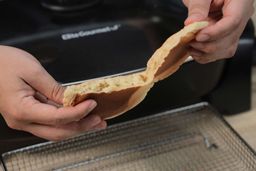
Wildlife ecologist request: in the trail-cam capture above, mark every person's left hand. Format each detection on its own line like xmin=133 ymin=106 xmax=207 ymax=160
xmin=183 ymin=0 xmax=254 ymax=64
xmin=0 ymin=46 xmax=107 ymax=141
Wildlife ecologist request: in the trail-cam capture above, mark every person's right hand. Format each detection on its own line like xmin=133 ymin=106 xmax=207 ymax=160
xmin=0 ymin=45 xmax=107 ymax=141
xmin=183 ymin=0 xmax=254 ymax=64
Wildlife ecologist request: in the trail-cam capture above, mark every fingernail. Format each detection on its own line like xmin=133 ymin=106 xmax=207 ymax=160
xmin=185 ymin=14 xmax=204 ymax=25
xmin=88 ymin=101 xmax=97 ymax=112
xmin=189 ymin=14 xmax=204 ymax=20
xmin=196 ymin=34 xmax=210 ymax=42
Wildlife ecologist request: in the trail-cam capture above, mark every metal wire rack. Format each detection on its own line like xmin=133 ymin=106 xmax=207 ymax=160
xmin=1 ymin=103 xmax=256 ymax=171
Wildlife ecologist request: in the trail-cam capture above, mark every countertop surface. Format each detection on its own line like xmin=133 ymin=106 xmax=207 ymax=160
xmin=225 ymin=67 xmax=256 ymax=151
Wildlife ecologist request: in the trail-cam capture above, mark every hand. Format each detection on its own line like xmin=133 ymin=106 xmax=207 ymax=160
xmin=183 ymin=0 xmax=254 ymax=64
xmin=0 ymin=46 xmax=107 ymax=141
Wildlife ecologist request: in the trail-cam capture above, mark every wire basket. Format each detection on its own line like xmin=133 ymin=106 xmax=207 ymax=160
xmin=2 ymin=103 xmax=256 ymax=171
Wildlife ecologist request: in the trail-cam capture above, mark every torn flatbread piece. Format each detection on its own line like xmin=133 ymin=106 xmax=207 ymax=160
xmin=63 ymin=21 xmax=208 ymax=119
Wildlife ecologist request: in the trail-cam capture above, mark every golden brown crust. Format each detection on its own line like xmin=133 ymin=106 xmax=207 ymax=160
xmin=146 ymin=22 xmax=208 ymax=81
xmin=63 ymin=22 xmax=208 ymax=119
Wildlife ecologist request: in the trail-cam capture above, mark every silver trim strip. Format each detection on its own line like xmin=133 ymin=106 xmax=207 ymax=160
xmin=62 ymin=56 xmax=194 ymax=87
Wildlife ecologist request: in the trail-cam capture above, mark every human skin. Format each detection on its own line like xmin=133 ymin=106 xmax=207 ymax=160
xmin=0 ymin=45 xmax=107 ymax=141
xmin=183 ymin=0 xmax=254 ymax=64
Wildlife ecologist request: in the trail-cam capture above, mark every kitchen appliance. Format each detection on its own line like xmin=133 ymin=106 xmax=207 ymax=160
xmin=0 ymin=0 xmax=255 ymax=168
xmin=40 ymin=0 xmax=103 ymax=12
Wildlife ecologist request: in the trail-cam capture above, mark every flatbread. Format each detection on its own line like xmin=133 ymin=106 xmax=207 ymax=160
xmin=63 ymin=21 xmax=208 ymax=119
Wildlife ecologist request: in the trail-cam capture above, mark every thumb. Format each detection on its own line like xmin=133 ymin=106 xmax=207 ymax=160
xmin=184 ymin=0 xmax=212 ymax=25
xmin=23 ymin=65 xmax=65 ymax=104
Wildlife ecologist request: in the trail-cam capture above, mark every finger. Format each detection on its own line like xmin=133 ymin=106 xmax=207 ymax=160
xmin=209 ymin=0 xmax=224 ymax=13
xmin=34 ymin=92 xmax=61 ymax=107
xmin=184 ymin=0 xmax=212 ymax=25
xmin=190 ymin=41 xmax=217 ymax=54
xmin=188 ymin=47 xmax=211 ymax=64
xmin=188 ymin=47 xmax=206 ymax=63
xmin=190 ymin=41 xmax=238 ymax=63
xmin=21 ymin=96 xmax=97 ymax=125
xmin=196 ymin=1 xmax=244 ymax=42
xmin=91 ymin=120 xmax=107 ymax=130
xmin=192 ymin=55 xmax=213 ymax=64
xmin=22 ymin=65 xmax=65 ymax=104
xmin=26 ymin=115 xmax=102 ymax=141
xmin=188 ymin=48 xmax=204 ymax=58
xmin=196 ymin=17 xmax=238 ymax=42
xmin=57 ymin=114 xmax=102 ymax=131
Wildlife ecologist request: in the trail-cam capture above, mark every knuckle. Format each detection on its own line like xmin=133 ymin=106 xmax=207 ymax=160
xmin=11 ymin=110 xmax=25 ymax=122
xmin=227 ymin=46 xmax=237 ymax=58
xmin=6 ymin=120 xmax=21 ymax=130
xmin=50 ymin=83 xmax=63 ymax=102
